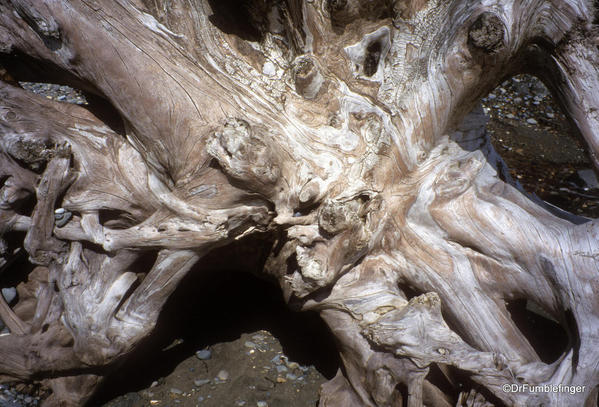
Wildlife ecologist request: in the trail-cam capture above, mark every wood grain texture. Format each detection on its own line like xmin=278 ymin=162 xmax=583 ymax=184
xmin=0 ymin=0 xmax=598 ymax=405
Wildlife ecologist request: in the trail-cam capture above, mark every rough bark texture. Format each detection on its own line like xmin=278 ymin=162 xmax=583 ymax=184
xmin=0 ymin=0 xmax=598 ymax=405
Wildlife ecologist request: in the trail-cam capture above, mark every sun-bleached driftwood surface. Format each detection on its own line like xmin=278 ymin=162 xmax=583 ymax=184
xmin=1 ymin=0 xmax=598 ymax=405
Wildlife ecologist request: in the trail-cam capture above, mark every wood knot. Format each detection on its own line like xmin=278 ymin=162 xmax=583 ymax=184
xmin=293 ymin=56 xmax=324 ymax=100
xmin=2 ymin=110 xmax=17 ymax=121
xmin=318 ymin=199 xmax=362 ymax=235
xmin=299 ymin=179 xmax=321 ymax=205
xmin=207 ymin=119 xmax=281 ymax=196
xmin=433 ymin=155 xmax=483 ymax=200
xmin=328 ymin=0 xmax=348 ymax=13
xmin=318 ymin=194 xmax=373 ymax=236
xmin=468 ymin=13 xmax=505 ymax=53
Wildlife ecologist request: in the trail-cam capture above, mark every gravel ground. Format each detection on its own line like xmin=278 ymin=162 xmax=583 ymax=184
xmin=100 ymin=330 xmax=327 ymax=407
xmin=1 ymin=75 xmax=598 ymax=407
xmin=18 ymin=82 xmax=87 ymax=105
xmin=482 ymin=74 xmax=599 ymax=217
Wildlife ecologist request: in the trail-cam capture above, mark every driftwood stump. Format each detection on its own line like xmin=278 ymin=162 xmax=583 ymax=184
xmin=1 ymin=0 xmax=598 ymax=405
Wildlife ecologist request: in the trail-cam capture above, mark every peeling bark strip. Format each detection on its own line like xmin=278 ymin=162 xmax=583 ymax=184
xmin=1 ymin=0 xmax=599 ymax=405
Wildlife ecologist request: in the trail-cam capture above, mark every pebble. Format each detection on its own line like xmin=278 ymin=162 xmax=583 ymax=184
xmin=276 ymin=365 xmax=288 ymax=373
xmin=546 ymin=112 xmax=555 ymax=119
xmin=54 ymin=210 xmax=72 ymax=227
xmin=257 ymin=401 xmax=268 ymax=407
xmin=195 ymin=349 xmax=212 ymax=360
xmin=526 ymin=118 xmax=538 ymax=125
xmin=19 ymin=82 xmax=88 ymax=105
xmin=150 ymin=381 xmax=159 ymax=388
xmin=262 ymin=61 xmax=276 ymax=77
xmin=216 ymin=370 xmax=229 ymax=381
xmin=236 ymin=400 xmax=247 ymax=406
xmin=0 ymin=386 xmax=40 ymax=407
xmin=170 ymin=388 xmax=183 ymax=395
xmin=1 ymin=287 xmax=17 ymax=303
xmin=194 ymin=378 xmax=211 ymax=387
xmin=255 ymin=378 xmax=274 ymax=391
xmin=244 ymin=341 xmax=257 ymax=349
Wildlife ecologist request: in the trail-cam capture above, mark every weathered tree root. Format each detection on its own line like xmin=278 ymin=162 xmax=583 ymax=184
xmin=1 ymin=0 xmax=599 ymax=405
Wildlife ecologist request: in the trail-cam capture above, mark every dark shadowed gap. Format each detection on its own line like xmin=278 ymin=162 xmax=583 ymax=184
xmin=505 ymin=299 xmax=569 ymax=364
xmin=422 ymin=363 xmax=460 ymax=405
xmin=0 ymin=232 xmax=32 ymax=289
xmin=80 ymin=92 xmax=126 ymax=136
xmin=481 ymin=74 xmax=599 ymax=218
xmin=98 ymin=209 xmax=142 ymax=229
xmin=395 ymin=382 xmax=408 ymax=406
xmin=425 ymin=364 xmax=458 ymax=403
xmin=17 ymin=82 xmax=126 ymax=137
xmin=450 ymin=366 xmax=507 ymax=407
xmin=1 ymin=52 xmax=125 ymax=137
xmin=207 ymin=0 xmax=266 ymax=41
xmin=397 ymin=282 xmax=424 ymax=300
xmin=92 ymin=237 xmax=340 ymax=405
xmin=0 ymin=233 xmax=35 ymax=337
xmin=363 ymin=40 xmax=382 ymax=77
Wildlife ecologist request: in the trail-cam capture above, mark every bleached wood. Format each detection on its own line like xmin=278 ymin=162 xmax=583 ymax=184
xmin=0 ymin=0 xmax=598 ymax=405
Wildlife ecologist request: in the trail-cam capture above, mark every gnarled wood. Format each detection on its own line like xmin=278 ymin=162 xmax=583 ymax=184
xmin=0 ymin=0 xmax=598 ymax=405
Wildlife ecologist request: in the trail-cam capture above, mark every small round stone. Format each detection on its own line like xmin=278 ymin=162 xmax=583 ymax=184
xmin=195 ymin=349 xmax=212 ymax=360
xmin=1 ymin=287 xmax=16 ymax=303
xmin=194 ymin=378 xmax=211 ymax=387
xmin=216 ymin=370 xmax=229 ymax=381
xmin=54 ymin=210 xmax=72 ymax=227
